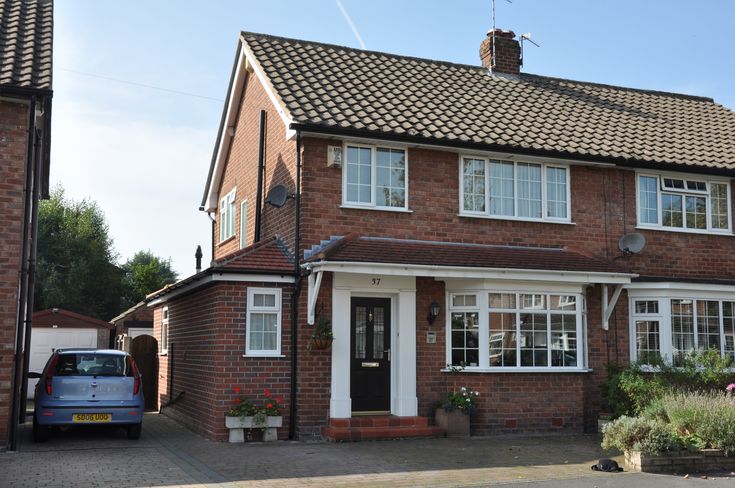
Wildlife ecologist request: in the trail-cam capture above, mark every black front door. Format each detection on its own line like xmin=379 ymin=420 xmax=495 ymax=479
xmin=350 ymin=297 xmax=391 ymax=412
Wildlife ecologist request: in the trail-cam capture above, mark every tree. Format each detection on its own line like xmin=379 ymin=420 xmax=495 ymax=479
xmin=121 ymin=251 xmax=177 ymax=309
xmin=35 ymin=186 xmax=122 ymax=320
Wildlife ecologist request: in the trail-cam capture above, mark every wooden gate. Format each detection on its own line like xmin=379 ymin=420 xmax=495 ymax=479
xmin=130 ymin=335 xmax=159 ymax=411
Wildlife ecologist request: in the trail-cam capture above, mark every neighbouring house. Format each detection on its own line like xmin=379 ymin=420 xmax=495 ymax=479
xmin=0 ymin=0 xmax=53 ymax=450
xmin=28 ymin=309 xmax=113 ymax=398
xmin=148 ymin=29 xmax=735 ymax=442
xmin=111 ymin=301 xmax=154 ymax=348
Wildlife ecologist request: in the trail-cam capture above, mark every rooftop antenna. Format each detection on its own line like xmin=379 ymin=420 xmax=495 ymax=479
xmin=491 ymin=0 xmax=514 ymax=74
xmin=520 ymin=32 xmax=541 ymax=67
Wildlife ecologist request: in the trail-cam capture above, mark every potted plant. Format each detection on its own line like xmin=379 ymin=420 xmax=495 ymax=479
xmin=224 ymin=387 xmax=284 ymax=443
xmin=435 ymin=386 xmax=479 ymax=437
xmin=307 ymin=316 xmax=334 ymax=351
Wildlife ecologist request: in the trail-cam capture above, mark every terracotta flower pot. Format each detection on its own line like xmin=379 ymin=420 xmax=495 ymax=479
xmin=435 ymin=408 xmax=470 ymax=437
xmin=309 ymin=337 xmax=333 ymax=350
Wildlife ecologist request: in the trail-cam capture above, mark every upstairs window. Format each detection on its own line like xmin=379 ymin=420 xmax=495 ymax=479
xmin=219 ymin=188 xmax=236 ymax=242
xmin=637 ymin=174 xmax=731 ymax=234
xmin=343 ymin=144 xmax=407 ymax=210
xmin=460 ymin=157 xmax=570 ymax=222
xmin=239 ymin=200 xmax=248 ymax=249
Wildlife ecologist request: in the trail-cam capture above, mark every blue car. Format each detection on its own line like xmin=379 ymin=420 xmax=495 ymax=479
xmin=31 ymin=349 xmax=144 ymax=442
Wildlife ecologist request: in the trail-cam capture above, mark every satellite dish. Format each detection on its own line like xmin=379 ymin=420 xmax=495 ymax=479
xmin=618 ymin=233 xmax=646 ymax=255
xmin=265 ymin=185 xmax=290 ymax=208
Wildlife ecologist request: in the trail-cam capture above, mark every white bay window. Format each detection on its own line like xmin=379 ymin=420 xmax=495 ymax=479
xmin=460 ymin=157 xmax=570 ymax=222
xmin=448 ymin=291 xmax=584 ymax=371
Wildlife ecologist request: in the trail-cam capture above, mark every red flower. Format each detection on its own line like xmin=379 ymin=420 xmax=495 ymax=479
xmin=277 ymin=398 xmax=284 ymax=404
xmin=264 ymin=389 xmax=271 ymax=397
xmin=233 ymin=386 xmax=241 ymax=393
xmin=267 ymin=402 xmax=273 ymax=409
xmin=234 ymin=398 xmax=241 ymax=404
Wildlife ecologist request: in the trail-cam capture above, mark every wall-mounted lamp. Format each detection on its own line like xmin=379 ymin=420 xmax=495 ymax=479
xmin=427 ymin=299 xmax=441 ymax=325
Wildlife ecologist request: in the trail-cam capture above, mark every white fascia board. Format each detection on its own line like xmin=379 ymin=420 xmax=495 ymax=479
xmin=303 ymin=261 xmax=635 ymax=284
xmin=298 ymin=131 xmax=617 ymax=169
xmin=626 ymin=281 xmax=735 ymax=295
xmin=147 ymin=272 xmax=295 ymax=306
xmin=204 ymin=40 xmax=297 ymax=212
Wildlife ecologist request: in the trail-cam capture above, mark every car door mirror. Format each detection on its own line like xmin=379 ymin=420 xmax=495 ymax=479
xmin=28 ymin=372 xmax=42 ymax=379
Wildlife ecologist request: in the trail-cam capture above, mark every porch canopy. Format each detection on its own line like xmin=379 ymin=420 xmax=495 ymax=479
xmin=302 ymin=234 xmax=638 ymax=329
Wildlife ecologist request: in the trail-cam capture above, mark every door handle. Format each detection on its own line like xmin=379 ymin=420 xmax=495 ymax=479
xmin=384 ymin=349 xmax=391 ymax=361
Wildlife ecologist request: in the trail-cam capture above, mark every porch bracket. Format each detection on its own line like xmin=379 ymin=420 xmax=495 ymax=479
xmin=307 ymin=269 xmax=323 ymax=325
xmin=601 ymin=284 xmax=624 ymax=330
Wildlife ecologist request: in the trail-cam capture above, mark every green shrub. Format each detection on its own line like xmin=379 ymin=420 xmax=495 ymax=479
xmin=601 ymin=416 xmax=681 ymax=454
xmin=660 ymin=391 xmax=735 ymax=455
xmin=640 ymin=397 xmax=668 ymax=423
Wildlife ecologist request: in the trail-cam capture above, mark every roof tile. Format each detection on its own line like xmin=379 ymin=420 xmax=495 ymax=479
xmin=0 ymin=0 xmax=53 ymax=90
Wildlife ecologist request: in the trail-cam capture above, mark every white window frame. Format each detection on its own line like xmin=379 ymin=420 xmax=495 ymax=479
xmin=445 ymin=287 xmax=586 ymax=372
xmin=341 ymin=143 xmax=410 ymax=212
xmin=239 ymin=199 xmax=248 ymax=249
xmin=161 ymin=306 xmax=169 ymax=354
xmin=219 ymin=188 xmax=237 ymax=243
xmin=458 ymin=156 xmax=572 ymax=223
xmin=636 ymin=172 xmax=732 ymax=235
xmin=628 ymin=285 xmax=735 ymax=365
xmin=245 ymin=287 xmax=282 ymax=357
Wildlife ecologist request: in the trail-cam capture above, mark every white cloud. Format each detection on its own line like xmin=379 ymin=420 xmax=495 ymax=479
xmin=50 ymin=98 xmax=215 ymax=277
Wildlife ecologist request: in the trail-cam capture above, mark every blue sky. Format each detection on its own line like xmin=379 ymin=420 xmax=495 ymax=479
xmin=52 ymin=0 xmax=735 ymax=277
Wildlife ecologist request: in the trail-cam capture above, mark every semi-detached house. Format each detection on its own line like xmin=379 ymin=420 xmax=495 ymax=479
xmin=147 ymin=29 xmax=735 ymax=442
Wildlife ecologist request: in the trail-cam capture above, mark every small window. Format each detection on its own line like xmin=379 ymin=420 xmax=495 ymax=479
xmin=219 ymin=188 xmax=236 ymax=242
xmin=161 ymin=306 xmax=169 ymax=353
xmin=635 ymin=300 xmax=659 ymax=314
xmin=239 ymin=200 xmax=248 ymax=249
xmin=460 ymin=157 xmax=570 ymax=222
xmin=343 ymin=144 xmax=407 ymax=210
xmin=246 ymin=288 xmax=282 ymax=356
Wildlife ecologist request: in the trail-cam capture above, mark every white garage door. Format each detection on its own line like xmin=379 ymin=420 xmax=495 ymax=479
xmin=28 ymin=328 xmax=98 ymax=399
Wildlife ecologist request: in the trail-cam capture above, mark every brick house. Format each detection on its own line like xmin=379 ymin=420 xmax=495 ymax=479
xmin=148 ymin=29 xmax=735 ymax=442
xmin=0 ymin=0 xmax=53 ymax=450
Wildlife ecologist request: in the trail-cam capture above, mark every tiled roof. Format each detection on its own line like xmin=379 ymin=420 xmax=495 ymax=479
xmin=244 ymin=32 xmax=735 ymax=171
xmin=214 ymin=236 xmax=294 ymax=272
xmin=308 ymin=234 xmax=625 ymax=274
xmin=0 ymin=0 xmax=53 ymax=91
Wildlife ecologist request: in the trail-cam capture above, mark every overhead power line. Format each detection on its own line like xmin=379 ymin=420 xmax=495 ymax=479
xmin=58 ymin=68 xmax=224 ymax=102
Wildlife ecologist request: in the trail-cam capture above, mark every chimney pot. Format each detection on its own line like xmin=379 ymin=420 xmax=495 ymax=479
xmin=480 ymin=29 xmax=521 ymax=75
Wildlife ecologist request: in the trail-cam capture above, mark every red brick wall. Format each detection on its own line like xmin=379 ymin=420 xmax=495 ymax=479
xmin=214 ymin=72 xmax=297 ymax=260
xmin=154 ymin=281 xmax=292 ymax=441
xmin=0 ymin=100 xmax=29 ymax=446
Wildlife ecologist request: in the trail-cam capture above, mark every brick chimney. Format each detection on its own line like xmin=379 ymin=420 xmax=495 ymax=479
xmin=479 ymin=29 xmax=521 ymax=75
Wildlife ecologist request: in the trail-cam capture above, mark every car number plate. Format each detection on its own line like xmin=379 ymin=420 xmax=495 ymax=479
xmin=72 ymin=413 xmax=111 ymax=423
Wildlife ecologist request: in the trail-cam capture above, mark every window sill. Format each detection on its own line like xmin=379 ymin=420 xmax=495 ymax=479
xmin=340 ymin=204 xmax=413 ymax=214
xmin=158 ymin=352 xmax=168 ymax=357
xmin=458 ymin=213 xmax=575 ymax=225
xmin=218 ymin=235 xmax=236 ymax=246
xmin=242 ymin=354 xmax=286 ymax=358
xmin=441 ymin=367 xmax=592 ymax=373
xmin=635 ymin=225 xmax=732 ymax=237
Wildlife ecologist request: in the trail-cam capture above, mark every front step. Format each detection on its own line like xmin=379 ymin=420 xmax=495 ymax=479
xmin=322 ymin=415 xmax=445 ymax=442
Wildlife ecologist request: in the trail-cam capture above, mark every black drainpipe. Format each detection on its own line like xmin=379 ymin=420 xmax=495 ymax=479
xmin=8 ymin=95 xmax=37 ymax=451
xmin=288 ymin=131 xmax=302 ymax=440
xmin=19 ymin=102 xmax=45 ymax=424
xmin=253 ymin=110 xmax=266 ymax=243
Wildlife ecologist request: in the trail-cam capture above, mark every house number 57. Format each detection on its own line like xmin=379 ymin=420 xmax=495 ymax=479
xmin=371 ymin=278 xmax=381 ymax=286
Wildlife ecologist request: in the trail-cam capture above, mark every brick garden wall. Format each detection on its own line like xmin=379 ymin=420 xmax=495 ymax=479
xmin=154 ymin=281 xmax=292 ymax=442
xmin=0 ymin=100 xmax=29 ymax=447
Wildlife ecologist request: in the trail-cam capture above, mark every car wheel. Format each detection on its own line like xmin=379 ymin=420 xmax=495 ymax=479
xmin=32 ymin=415 xmax=49 ymax=443
xmin=127 ymin=423 xmax=142 ymax=440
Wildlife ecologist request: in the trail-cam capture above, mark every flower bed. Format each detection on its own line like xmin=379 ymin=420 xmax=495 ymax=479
xmin=225 ymin=387 xmax=285 ymax=443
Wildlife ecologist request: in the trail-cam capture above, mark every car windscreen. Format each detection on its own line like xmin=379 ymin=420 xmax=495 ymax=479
xmin=55 ymin=353 xmax=132 ymax=377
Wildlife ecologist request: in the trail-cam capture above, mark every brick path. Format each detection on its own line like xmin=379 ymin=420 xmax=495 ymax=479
xmin=0 ymin=413 xmax=625 ymax=487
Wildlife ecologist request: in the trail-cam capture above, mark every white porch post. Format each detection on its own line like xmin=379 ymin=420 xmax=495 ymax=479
xmin=330 ymin=286 xmax=352 ymax=418
xmin=394 ymin=289 xmax=417 ymax=416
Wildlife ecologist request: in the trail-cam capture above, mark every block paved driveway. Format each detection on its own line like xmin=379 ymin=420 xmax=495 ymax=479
xmin=0 ymin=412 xmax=730 ymax=488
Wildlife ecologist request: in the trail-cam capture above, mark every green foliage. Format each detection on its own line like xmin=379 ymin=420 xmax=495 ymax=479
xmin=442 ymin=386 xmax=480 ymax=412
xmin=601 ymin=416 xmax=681 ymax=454
xmin=661 ymin=391 xmax=735 ymax=455
xmin=602 ymin=352 xmax=735 ymax=417
xmin=35 ymin=186 xmax=122 ymax=320
xmin=121 ymin=250 xmax=177 ymax=309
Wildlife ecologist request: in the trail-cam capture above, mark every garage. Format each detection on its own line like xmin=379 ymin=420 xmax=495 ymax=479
xmin=28 ymin=309 xmax=112 ymax=398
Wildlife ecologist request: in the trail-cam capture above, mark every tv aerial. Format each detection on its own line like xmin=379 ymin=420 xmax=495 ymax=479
xmin=618 ymin=233 xmax=646 ymax=256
